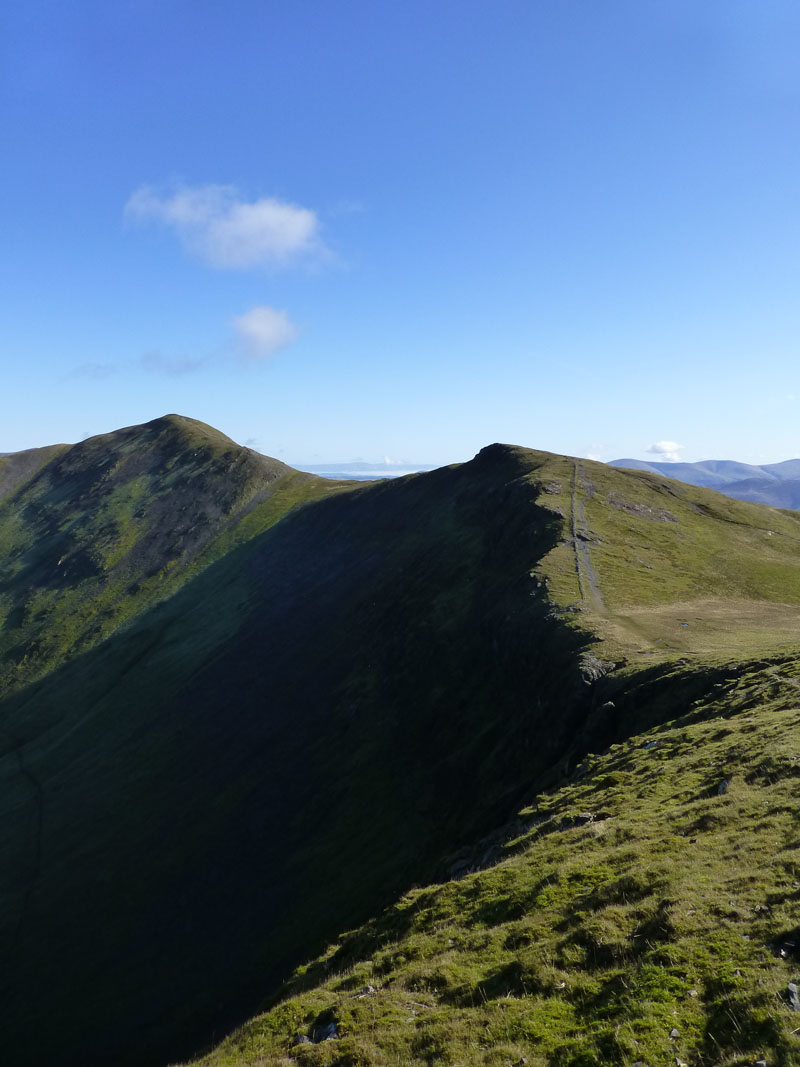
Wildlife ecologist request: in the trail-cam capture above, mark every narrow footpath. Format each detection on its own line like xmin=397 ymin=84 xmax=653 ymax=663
xmin=571 ymin=460 xmax=607 ymax=614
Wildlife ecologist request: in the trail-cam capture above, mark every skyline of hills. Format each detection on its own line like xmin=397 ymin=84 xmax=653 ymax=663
xmin=3 ymin=416 xmax=800 ymax=1066
xmin=609 ymin=456 xmax=800 ymax=511
xmin=8 ymin=431 xmax=800 ymax=505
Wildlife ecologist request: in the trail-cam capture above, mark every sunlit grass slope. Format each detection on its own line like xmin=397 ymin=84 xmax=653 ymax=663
xmin=183 ymin=656 xmax=800 ymax=1067
xmin=4 ymin=437 xmax=800 ymax=1067
xmin=526 ymin=451 xmax=800 ymax=663
xmin=0 ymin=414 xmax=346 ymax=696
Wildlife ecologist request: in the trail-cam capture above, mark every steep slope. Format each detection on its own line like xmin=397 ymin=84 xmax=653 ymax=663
xmin=1 ymin=444 xmax=596 ymax=1067
xmin=189 ymin=654 xmax=800 ymax=1067
xmin=0 ymin=414 xmax=343 ymax=697
xmin=5 ymin=438 xmax=800 ymax=1066
xmin=0 ymin=443 xmax=69 ymax=502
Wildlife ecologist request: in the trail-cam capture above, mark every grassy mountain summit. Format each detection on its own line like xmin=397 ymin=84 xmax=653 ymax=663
xmin=0 ymin=414 xmax=344 ymax=696
xmin=3 ymin=422 xmax=800 ymax=1066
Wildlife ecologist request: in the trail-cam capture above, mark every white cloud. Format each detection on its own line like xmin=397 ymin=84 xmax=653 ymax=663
xmin=584 ymin=441 xmax=606 ymax=462
xmin=646 ymin=440 xmax=683 ymax=463
xmin=232 ymin=306 xmax=298 ymax=360
xmin=124 ymin=183 xmax=322 ymax=269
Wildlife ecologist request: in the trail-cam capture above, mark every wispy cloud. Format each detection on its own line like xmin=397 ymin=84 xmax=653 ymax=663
xmin=65 ymin=362 xmax=119 ymax=380
xmin=64 ymin=352 xmax=206 ymax=381
xmin=232 ymin=305 xmax=298 ymax=361
xmin=647 ymin=440 xmax=683 ymax=463
xmin=139 ymin=351 xmax=207 ymax=376
xmin=124 ymin=183 xmax=323 ymax=269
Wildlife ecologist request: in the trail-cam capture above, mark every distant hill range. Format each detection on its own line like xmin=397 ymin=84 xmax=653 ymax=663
xmin=609 ymin=455 xmax=800 ymax=509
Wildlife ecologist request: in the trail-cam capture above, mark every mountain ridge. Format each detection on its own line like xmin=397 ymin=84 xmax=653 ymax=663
xmin=4 ymin=418 xmax=800 ymax=1065
xmin=0 ymin=413 xmax=352 ymax=697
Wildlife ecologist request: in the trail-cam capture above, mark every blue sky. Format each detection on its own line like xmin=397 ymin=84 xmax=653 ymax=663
xmin=3 ymin=1 xmax=800 ymax=466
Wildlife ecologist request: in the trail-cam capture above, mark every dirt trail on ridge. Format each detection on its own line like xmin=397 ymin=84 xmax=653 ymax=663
xmin=570 ymin=461 xmax=607 ymax=614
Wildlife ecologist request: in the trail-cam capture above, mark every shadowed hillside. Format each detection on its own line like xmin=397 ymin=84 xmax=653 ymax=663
xmin=4 ymin=426 xmax=800 ymax=1066
xmin=0 ymin=414 xmax=345 ymax=697
xmin=189 ymin=654 xmax=800 ymax=1067
xmin=1 ymin=443 xmax=598 ymax=1067
xmin=0 ymin=443 xmax=70 ymax=502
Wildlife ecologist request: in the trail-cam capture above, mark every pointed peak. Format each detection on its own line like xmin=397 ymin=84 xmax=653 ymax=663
xmin=143 ymin=414 xmax=238 ymax=446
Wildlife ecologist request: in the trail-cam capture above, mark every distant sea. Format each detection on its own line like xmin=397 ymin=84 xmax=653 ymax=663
xmin=299 ymin=464 xmax=436 ymax=481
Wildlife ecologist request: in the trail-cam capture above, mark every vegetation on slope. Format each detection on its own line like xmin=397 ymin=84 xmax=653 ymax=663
xmin=0 ymin=414 xmax=345 ymax=696
xmin=184 ymin=655 xmax=800 ymax=1067
xmin=0 ymin=443 xmax=69 ymax=502
xmin=0 ymin=442 xmax=598 ymax=1067
xmin=530 ymin=454 xmax=800 ymax=663
xmin=5 ymin=432 xmax=800 ymax=1066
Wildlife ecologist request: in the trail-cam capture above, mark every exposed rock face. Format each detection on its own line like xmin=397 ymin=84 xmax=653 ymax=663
xmin=579 ymin=652 xmax=616 ymax=684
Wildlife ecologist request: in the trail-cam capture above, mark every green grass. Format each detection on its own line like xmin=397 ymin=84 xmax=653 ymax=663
xmin=0 ymin=442 xmax=69 ymax=503
xmin=7 ymin=433 xmax=800 ymax=1066
xmin=526 ymin=453 xmax=800 ymax=666
xmin=6 ymin=435 xmax=800 ymax=699
xmin=183 ymin=656 xmax=800 ymax=1067
xmin=0 ymin=415 xmax=351 ymax=697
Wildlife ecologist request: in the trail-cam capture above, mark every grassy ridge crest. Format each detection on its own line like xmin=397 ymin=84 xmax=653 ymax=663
xmin=0 ymin=414 xmax=348 ymax=697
